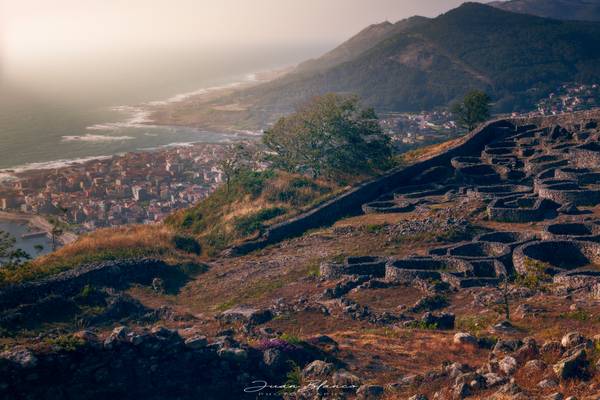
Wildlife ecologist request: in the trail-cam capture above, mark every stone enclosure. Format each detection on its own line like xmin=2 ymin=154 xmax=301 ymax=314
xmin=317 ymin=110 xmax=600 ymax=295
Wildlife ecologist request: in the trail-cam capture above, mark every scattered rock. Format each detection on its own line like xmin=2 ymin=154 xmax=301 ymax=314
xmin=0 ymin=347 xmax=37 ymax=368
xmin=553 ymin=349 xmax=588 ymax=380
xmin=493 ymin=339 xmax=522 ymax=354
xmin=484 ymin=373 xmax=507 ymax=388
xmin=356 ymin=384 xmax=384 ymax=399
xmin=499 ymin=356 xmax=518 ymax=375
xmin=331 ymin=370 xmax=361 ymax=388
xmin=515 ymin=337 xmax=539 ymax=362
xmin=524 ymin=359 xmax=547 ymax=373
xmin=454 ymin=332 xmax=478 ymax=346
xmin=561 ymin=332 xmax=585 ymax=349
xmin=492 ymin=320 xmax=518 ymax=334
xmin=184 ymin=335 xmax=208 ymax=349
xmin=217 ymin=347 xmax=248 ymax=363
xmin=421 ymin=312 xmax=455 ymax=329
xmin=538 ymin=379 xmax=559 ymax=389
xmin=302 ymin=360 xmax=335 ymax=379
xmin=218 ymin=306 xmax=272 ymax=325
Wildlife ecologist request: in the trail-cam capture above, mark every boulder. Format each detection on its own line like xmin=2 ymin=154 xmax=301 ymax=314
xmin=524 ymin=359 xmax=547 ymax=373
xmin=218 ymin=306 xmax=273 ymax=325
xmin=331 ymin=370 xmax=361 ymax=388
xmin=445 ymin=362 xmax=472 ymax=379
xmin=453 ymin=332 xmax=477 ymax=346
xmin=356 ymin=384 xmax=384 ymax=399
xmin=553 ymin=349 xmax=587 ymax=380
xmin=541 ymin=341 xmax=563 ymax=356
xmin=484 ymin=373 xmax=507 ymax=388
xmin=73 ymin=330 xmax=99 ymax=345
xmin=302 ymin=360 xmax=335 ymax=379
xmin=262 ymin=348 xmax=286 ymax=373
xmin=103 ymin=326 xmax=130 ymax=349
xmin=499 ymin=356 xmax=518 ymax=375
xmin=515 ymin=337 xmax=539 ymax=362
xmin=217 ymin=347 xmax=248 ymax=363
xmin=0 ymin=347 xmax=37 ymax=368
xmin=492 ymin=320 xmax=518 ymax=334
xmin=184 ymin=335 xmax=208 ymax=349
xmin=452 ymin=382 xmax=470 ymax=399
xmin=538 ymin=379 xmax=559 ymax=389
xmin=493 ymin=339 xmax=522 ymax=354
xmin=421 ymin=312 xmax=455 ymax=330
xmin=561 ymin=332 xmax=585 ymax=349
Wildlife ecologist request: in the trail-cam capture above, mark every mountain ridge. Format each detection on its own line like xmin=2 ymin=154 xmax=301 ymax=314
xmin=148 ymin=2 xmax=600 ymax=131
xmin=489 ymin=0 xmax=600 ymax=21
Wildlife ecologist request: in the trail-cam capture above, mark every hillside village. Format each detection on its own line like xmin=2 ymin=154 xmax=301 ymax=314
xmin=0 ymin=144 xmax=228 ymax=233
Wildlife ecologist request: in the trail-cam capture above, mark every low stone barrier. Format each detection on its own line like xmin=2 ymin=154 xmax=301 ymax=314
xmin=228 ymin=120 xmax=516 ymax=255
xmin=0 ymin=259 xmax=173 ymax=310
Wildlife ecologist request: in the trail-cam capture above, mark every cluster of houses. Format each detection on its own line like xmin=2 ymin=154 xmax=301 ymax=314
xmin=0 ymin=144 xmax=229 ymax=233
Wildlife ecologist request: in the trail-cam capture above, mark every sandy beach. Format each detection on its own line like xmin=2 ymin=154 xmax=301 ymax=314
xmin=145 ymin=66 xmax=293 ymax=133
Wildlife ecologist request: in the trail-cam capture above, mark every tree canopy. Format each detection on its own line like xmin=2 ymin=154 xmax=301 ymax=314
xmin=262 ymin=93 xmax=393 ymax=181
xmin=0 ymin=231 xmax=30 ymax=268
xmin=451 ymin=90 xmax=492 ymax=131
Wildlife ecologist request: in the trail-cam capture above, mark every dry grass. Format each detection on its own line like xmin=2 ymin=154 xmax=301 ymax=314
xmin=168 ymin=170 xmax=340 ymax=255
xmin=0 ymin=224 xmax=203 ymax=286
xmin=401 ymin=136 xmax=466 ymax=164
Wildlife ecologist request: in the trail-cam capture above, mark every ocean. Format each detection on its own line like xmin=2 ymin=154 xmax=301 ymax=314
xmin=0 ymin=220 xmax=53 ymax=260
xmin=0 ymin=44 xmax=330 ymax=172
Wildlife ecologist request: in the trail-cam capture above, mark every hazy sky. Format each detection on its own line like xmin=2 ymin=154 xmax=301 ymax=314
xmin=2 ymin=0 xmax=477 ymax=61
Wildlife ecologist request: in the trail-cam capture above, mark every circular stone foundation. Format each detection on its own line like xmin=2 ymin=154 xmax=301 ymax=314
xmin=513 ymin=240 xmax=600 ymax=276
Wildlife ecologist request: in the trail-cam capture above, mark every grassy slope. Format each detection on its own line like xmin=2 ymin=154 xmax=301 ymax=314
xmin=2 ymin=135 xmax=467 ymax=286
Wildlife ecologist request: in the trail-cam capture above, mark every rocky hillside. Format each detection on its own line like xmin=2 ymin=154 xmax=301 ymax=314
xmin=489 ymin=0 xmax=600 ymax=21
xmin=4 ymin=110 xmax=600 ymax=399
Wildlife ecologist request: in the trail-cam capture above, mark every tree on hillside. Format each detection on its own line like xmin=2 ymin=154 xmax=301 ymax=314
xmin=262 ymin=93 xmax=392 ymax=181
xmin=0 ymin=231 xmax=30 ymax=268
xmin=451 ymin=90 xmax=492 ymax=131
xmin=218 ymin=143 xmax=261 ymax=194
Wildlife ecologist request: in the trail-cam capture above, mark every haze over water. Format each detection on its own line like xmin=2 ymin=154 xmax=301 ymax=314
xmin=0 ymin=45 xmax=330 ymax=171
xmin=0 ymin=0 xmax=472 ymax=171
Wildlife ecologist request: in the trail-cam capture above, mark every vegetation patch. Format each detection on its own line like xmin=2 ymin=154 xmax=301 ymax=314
xmin=515 ymin=258 xmax=552 ymax=290
xmin=0 ymin=225 xmax=204 ymax=287
xmin=168 ymin=170 xmax=340 ymax=255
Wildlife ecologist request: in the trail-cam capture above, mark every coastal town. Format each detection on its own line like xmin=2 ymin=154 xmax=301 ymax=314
xmin=0 ymin=82 xmax=597 ymax=244
xmin=0 ymin=144 xmax=230 ymax=235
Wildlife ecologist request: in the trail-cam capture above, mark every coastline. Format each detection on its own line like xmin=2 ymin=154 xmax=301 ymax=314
xmin=142 ymin=66 xmax=292 ymax=133
xmin=0 ymin=67 xmax=287 ymax=178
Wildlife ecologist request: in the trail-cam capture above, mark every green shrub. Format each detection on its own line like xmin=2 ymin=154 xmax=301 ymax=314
xmin=233 ymin=207 xmax=287 ymax=236
xmin=516 ymin=258 xmax=551 ymax=290
xmin=172 ymin=234 xmax=202 ymax=255
xmin=280 ymin=332 xmax=303 ymax=345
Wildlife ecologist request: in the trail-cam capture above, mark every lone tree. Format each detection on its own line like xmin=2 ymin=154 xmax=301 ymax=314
xmin=0 ymin=230 xmax=30 ymax=268
xmin=451 ymin=90 xmax=491 ymax=131
xmin=218 ymin=143 xmax=253 ymax=193
xmin=263 ymin=93 xmax=392 ymax=181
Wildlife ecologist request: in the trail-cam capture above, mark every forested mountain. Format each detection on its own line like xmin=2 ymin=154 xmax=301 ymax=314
xmin=295 ymin=16 xmax=429 ymax=73
xmin=230 ymin=3 xmax=600 ymax=115
xmin=489 ymin=0 xmax=600 ymax=21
